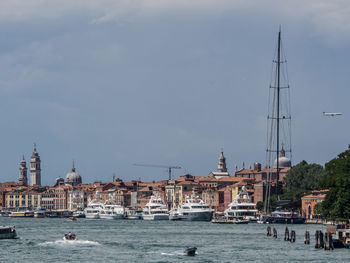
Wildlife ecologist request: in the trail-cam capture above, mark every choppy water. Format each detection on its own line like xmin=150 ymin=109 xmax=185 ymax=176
xmin=0 ymin=217 xmax=349 ymax=262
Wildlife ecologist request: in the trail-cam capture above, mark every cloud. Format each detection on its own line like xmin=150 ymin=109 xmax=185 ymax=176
xmin=0 ymin=0 xmax=349 ymax=42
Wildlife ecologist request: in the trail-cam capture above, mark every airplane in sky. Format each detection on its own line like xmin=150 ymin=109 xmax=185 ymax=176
xmin=323 ymin=112 xmax=342 ymax=116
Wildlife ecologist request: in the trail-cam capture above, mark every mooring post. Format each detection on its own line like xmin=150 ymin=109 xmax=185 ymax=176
xmin=267 ymin=226 xmax=272 ymax=236
xmin=284 ymin=227 xmax=289 ymax=241
xmin=290 ymin=230 xmax=296 ymax=243
xmin=320 ymin=231 xmax=324 ymax=248
xmin=273 ymin=227 xmax=277 ymax=238
xmin=315 ymin=230 xmax=320 ymax=248
xmin=304 ymin=231 xmax=310 ymax=244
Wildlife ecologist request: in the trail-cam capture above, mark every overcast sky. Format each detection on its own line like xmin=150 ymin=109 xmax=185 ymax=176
xmin=0 ymin=0 xmax=349 ymax=185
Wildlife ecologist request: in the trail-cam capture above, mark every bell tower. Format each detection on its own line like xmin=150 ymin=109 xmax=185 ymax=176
xmin=217 ymin=151 xmax=227 ymax=173
xmin=30 ymin=144 xmax=41 ymax=186
xmin=19 ymin=155 xmax=28 ymax=186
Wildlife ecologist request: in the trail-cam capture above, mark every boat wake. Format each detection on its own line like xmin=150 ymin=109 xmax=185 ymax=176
xmin=39 ymin=239 xmax=100 ymax=247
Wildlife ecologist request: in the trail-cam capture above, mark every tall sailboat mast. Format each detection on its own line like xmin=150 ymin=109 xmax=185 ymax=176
xmin=276 ymin=29 xmax=281 ymax=189
xmin=264 ymin=28 xmax=292 ymax=213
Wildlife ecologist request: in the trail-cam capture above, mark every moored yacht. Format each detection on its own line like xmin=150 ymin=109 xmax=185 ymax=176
xmin=84 ymin=194 xmax=104 ymax=219
xmin=263 ymin=210 xmax=305 ymax=224
xmin=224 ymin=186 xmax=258 ymax=222
xmin=170 ymin=191 xmax=213 ymax=221
xmin=100 ymin=203 xmax=124 ymax=220
xmin=142 ymin=193 xmax=169 ymax=220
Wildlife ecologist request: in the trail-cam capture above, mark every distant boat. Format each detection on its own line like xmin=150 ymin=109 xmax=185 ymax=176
xmin=224 ymin=186 xmax=258 ymax=222
xmin=169 ymin=191 xmax=213 ymax=221
xmin=34 ymin=208 xmax=47 ymax=218
xmin=125 ymin=209 xmax=142 ymax=220
xmin=142 ymin=193 xmax=169 ymax=220
xmin=263 ymin=210 xmax=305 ymax=224
xmin=9 ymin=210 xmax=34 ymax=217
xmin=0 ymin=226 xmax=17 ymax=239
xmin=64 ymin=232 xmax=77 ymax=241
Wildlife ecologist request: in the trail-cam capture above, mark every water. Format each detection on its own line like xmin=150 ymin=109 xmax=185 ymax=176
xmin=0 ymin=217 xmax=348 ymax=262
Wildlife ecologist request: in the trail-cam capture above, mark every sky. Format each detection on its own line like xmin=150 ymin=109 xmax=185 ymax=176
xmin=0 ymin=0 xmax=350 ymax=185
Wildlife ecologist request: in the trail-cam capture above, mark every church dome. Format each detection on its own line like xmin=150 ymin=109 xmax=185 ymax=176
xmin=273 ymin=156 xmax=291 ymax=169
xmin=65 ymin=162 xmax=82 ymax=186
xmin=273 ymin=147 xmax=291 ymax=168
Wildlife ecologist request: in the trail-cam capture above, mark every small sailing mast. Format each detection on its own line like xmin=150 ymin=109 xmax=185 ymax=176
xmin=264 ymin=27 xmax=292 ymax=213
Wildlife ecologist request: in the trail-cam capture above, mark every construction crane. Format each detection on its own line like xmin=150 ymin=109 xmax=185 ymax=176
xmin=133 ymin=164 xmax=182 ymax=180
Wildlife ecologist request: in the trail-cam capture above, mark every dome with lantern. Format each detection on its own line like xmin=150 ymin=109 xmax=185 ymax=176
xmin=273 ymin=146 xmax=291 ymax=169
xmin=65 ymin=161 xmax=82 ymax=186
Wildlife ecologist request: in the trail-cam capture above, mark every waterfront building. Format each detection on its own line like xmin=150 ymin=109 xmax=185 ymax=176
xmin=65 ymin=162 xmax=82 ymax=186
xmin=30 ymin=144 xmax=41 ymax=186
xmin=54 ymin=184 xmax=71 ymax=211
xmin=208 ymin=151 xmax=230 ymax=179
xmin=234 ymin=163 xmax=290 ymax=182
xmin=67 ymin=186 xmax=92 ymax=211
xmin=5 ymin=187 xmax=45 ymax=209
xmin=19 ymin=156 xmax=28 ymax=186
xmin=301 ymin=190 xmax=328 ymax=219
xmin=41 ymin=188 xmax=55 ymax=210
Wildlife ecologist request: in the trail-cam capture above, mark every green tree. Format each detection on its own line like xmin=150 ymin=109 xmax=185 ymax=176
xmin=256 ymin=201 xmax=264 ymax=211
xmin=281 ymin=160 xmax=327 ymax=210
xmin=321 ymin=146 xmax=350 ymax=220
xmin=284 ymin=160 xmax=327 ymax=192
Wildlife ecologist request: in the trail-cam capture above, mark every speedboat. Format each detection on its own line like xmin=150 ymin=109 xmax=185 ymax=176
xmin=184 ymin=247 xmax=197 ymax=256
xmin=64 ymin=233 xmax=77 ymax=241
xmin=224 ymin=186 xmax=258 ymax=222
xmin=172 ymin=191 xmax=213 ymax=221
xmin=0 ymin=226 xmax=17 ymax=239
xmin=142 ymin=193 xmax=169 ymax=220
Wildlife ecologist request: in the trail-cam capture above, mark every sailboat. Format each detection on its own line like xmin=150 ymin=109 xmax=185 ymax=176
xmin=262 ymin=29 xmax=305 ymax=224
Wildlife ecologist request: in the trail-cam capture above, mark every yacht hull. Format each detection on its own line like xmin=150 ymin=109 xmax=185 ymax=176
xmin=181 ymin=211 xmax=213 ymax=221
xmin=85 ymin=214 xmax=100 ymax=219
xmin=263 ymin=216 xmax=305 ymax=224
xmin=99 ymin=214 xmax=123 ymax=220
xmin=142 ymin=214 xmax=169 ymax=220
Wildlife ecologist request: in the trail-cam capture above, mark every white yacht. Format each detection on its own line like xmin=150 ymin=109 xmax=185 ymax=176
xmin=142 ymin=193 xmax=169 ymax=220
xmin=224 ymin=186 xmax=258 ymax=222
xmin=84 ymin=193 xmax=104 ymax=219
xmin=100 ymin=203 xmax=124 ymax=220
xmin=170 ymin=191 xmax=213 ymax=221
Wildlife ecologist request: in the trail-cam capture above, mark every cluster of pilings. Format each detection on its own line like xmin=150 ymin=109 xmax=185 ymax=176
xmin=266 ymin=227 xmax=334 ymax=250
xmin=315 ymin=230 xmax=334 ymax=250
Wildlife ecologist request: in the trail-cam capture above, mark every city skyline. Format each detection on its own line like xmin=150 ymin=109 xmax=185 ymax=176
xmin=0 ymin=1 xmax=349 ymax=185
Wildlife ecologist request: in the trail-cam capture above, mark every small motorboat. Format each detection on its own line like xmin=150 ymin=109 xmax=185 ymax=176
xmin=0 ymin=226 xmax=17 ymax=239
xmin=64 ymin=233 xmax=77 ymax=241
xmin=184 ymin=246 xmax=197 ymax=256
xmin=69 ymin=217 xmax=77 ymax=221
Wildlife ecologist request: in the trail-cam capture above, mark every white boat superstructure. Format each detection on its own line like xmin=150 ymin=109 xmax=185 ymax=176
xmin=170 ymin=191 xmax=213 ymax=221
xmin=142 ymin=193 xmax=169 ymax=220
xmin=84 ymin=196 xmax=104 ymax=219
xmin=224 ymin=186 xmax=258 ymax=222
xmin=100 ymin=203 xmax=124 ymax=219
